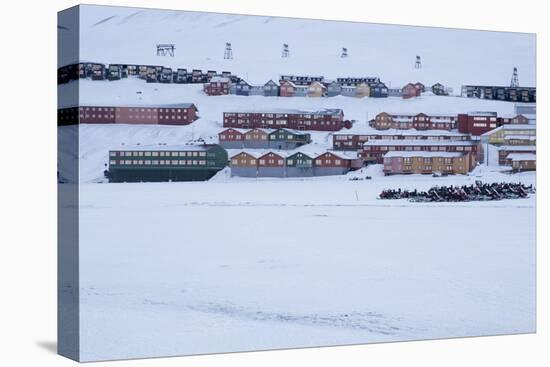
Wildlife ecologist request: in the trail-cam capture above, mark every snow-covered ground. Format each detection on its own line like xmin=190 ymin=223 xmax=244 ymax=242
xmin=57 ymin=5 xmax=537 ymax=361
xmin=77 ymin=173 xmax=536 ymax=361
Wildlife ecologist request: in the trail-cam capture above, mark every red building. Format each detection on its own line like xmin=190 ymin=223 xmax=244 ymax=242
xmin=57 ymin=104 xmax=199 ymax=125
xmin=203 ymin=76 xmax=231 ymax=95
xmin=457 ymin=112 xmax=533 ymax=135
xmin=457 ymin=112 xmax=500 ymax=135
xmin=218 ymin=128 xmax=245 ymax=147
xmin=414 ymin=82 xmax=425 ymax=93
xmin=361 ymin=139 xmax=479 ymax=166
xmin=332 ymin=129 xmax=471 ymax=150
xmin=223 ymin=109 xmax=346 ymax=131
xmin=402 ymin=83 xmax=421 ymax=99
xmin=370 ymin=112 xmax=456 ymax=130
xmin=313 ymin=151 xmax=363 ymax=175
xmin=279 ymin=80 xmax=296 ymax=97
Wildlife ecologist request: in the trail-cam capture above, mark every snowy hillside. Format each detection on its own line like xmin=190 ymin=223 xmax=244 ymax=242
xmin=59 ymin=78 xmax=521 ymax=182
xmin=72 ymin=5 xmax=536 ymax=93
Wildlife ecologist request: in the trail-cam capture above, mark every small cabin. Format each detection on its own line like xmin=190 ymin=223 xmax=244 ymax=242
xmin=402 ymin=83 xmax=419 ymax=99
xmin=355 ymin=82 xmax=371 ymax=98
xmin=235 ymin=80 xmax=252 ymax=96
xmin=371 ymin=82 xmax=388 ymax=98
xmin=327 ymin=81 xmax=342 ymax=97
xmin=432 ymin=83 xmax=448 ymax=96
xmin=307 ymin=81 xmax=327 ymax=97
xmin=263 ymin=80 xmax=280 ymax=97
xmin=279 ymin=80 xmax=296 ymax=97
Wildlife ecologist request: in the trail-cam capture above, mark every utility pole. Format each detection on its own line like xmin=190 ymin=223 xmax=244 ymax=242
xmin=415 ymin=55 xmax=422 ymax=69
xmin=224 ymin=42 xmax=233 ymax=59
xmin=510 ymin=67 xmax=519 ymax=87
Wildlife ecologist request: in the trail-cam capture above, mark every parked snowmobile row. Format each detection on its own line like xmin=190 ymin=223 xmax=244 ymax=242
xmin=379 ymin=181 xmax=535 ymax=202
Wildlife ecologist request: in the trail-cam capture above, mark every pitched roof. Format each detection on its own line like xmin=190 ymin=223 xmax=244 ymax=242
xmin=506 ymin=153 xmax=536 ymax=161
xmin=363 ymin=139 xmax=477 ymax=147
xmin=110 ymin=143 xmax=217 ymax=152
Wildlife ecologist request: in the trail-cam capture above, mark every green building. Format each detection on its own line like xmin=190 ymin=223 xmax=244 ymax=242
xmin=285 ymin=152 xmax=315 ymax=177
xmin=107 ymin=144 xmax=228 ymax=183
xmin=268 ymin=129 xmax=311 ymax=150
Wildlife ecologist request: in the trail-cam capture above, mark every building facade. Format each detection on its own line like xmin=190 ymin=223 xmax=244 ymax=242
xmin=333 ymin=130 xmax=472 ymax=150
xmin=203 ymin=76 xmax=231 ymax=95
xmin=229 ymin=150 xmax=362 ymax=177
xmin=506 ymin=153 xmax=536 ymax=171
xmin=383 ymin=151 xmax=472 ymax=175
xmin=481 ymin=124 xmax=536 ymax=145
xmin=497 ymin=145 xmax=536 ymax=165
xmin=370 ymin=112 xmax=456 ymax=130
xmin=361 ymin=139 xmax=479 ymax=166
xmin=107 ymin=144 xmax=228 ymax=182
xmin=223 ymin=109 xmax=345 ymax=131
xmin=70 ymin=104 xmax=199 ymax=125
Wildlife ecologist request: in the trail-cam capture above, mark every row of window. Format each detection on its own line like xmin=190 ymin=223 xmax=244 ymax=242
xmin=228 ymin=119 xmax=339 ymax=126
xmin=81 ymin=114 xmax=188 ymax=120
xmin=364 ymin=146 xmax=473 ymax=152
xmin=384 ymin=165 xmax=464 ymax=172
xmin=80 ymin=107 xmax=188 ymax=113
xmin=220 ymin=134 xmax=298 ymax=140
xmin=226 ymin=113 xmax=338 ymax=119
xmin=231 ymin=159 xmax=343 ymax=166
xmin=111 ymin=159 xmax=207 ymax=166
xmin=110 ymin=151 xmax=207 ymax=157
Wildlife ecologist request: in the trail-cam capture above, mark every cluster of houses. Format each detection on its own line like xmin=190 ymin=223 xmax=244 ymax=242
xmin=58 ymin=61 xmax=241 ymax=84
xmin=461 ymin=85 xmax=536 ymax=103
xmin=218 ymin=128 xmax=311 ymax=149
xmin=204 ymin=75 xmax=450 ymax=99
xmin=366 ymin=111 xmax=534 ymax=136
xmin=329 ymin=105 xmax=536 ymax=175
xmin=57 ymin=104 xmax=199 ymax=126
xmin=229 ymin=150 xmax=363 ymax=178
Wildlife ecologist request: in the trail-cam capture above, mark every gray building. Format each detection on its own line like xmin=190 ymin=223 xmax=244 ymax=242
xmin=387 ymin=88 xmax=403 ymax=97
xmin=340 ymin=85 xmax=356 ymax=97
xmin=327 ymin=81 xmax=342 ymax=97
xmin=249 ymin=85 xmax=264 ymax=96
xmin=267 ymin=129 xmax=311 ymax=150
xmin=293 ymin=85 xmax=308 ymax=97
xmin=263 ymin=80 xmax=280 ymax=96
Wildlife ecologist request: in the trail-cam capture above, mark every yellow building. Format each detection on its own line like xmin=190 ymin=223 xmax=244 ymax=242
xmin=355 ymin=82 xmax=371 ymax=98
xmin=482 ymin=124 xmax=536 ymax=145
xmin=307 ymin=81 xmax=327 ymax=97
xmin=383 ymin=151 xmax=473 ymax=175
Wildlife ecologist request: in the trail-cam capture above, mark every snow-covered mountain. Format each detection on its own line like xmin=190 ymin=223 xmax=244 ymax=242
xmin=75 ymin=5 xmax=536 ymax=92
